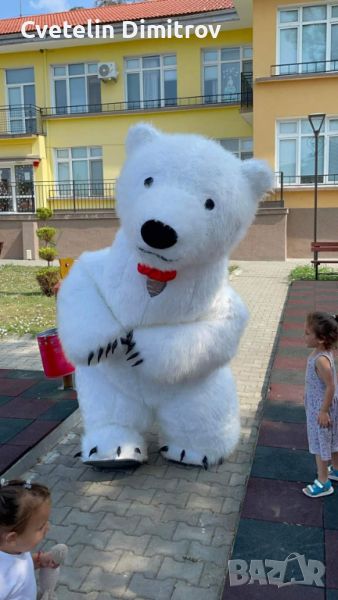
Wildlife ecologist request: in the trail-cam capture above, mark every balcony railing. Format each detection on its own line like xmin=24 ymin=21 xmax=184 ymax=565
xmin=259 ymin=171 xmax=284 ymax=208
xmin=271 ymin=58 xmax=338 ymax=77
xmin=35 ymin=180 xmax=116 ymax=212
xmin=0 ymin=180 xmax=116 ymax=213
xmin=275 ymin=172 xmax=338 ymax=186
xmin=0 ymin=105 xmax=43 ymax=136
xmin=42 ymin=93 xmax=248 ymax=117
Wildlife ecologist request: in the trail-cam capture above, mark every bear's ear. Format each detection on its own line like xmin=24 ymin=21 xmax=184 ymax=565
xmin=241 ymin=159 xmax=274 ymax=202
xmin=126 ymin=123 xmax=160 ymax=156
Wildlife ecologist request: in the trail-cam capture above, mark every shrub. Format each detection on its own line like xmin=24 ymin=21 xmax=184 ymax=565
xmin=36 ymin=208 xmax=59 ymax=295
xmin=36 ymin=207 xmax=53 ymax=220
xmin=289 ymin=264 xmax=338 ymax=282
xmin=36 ymin=227 xmax=57 ymax=244
xmin=39 ymin=247 xmax=58 ymax=264
xmin=36 ymin=267 xmax=60 ymax=297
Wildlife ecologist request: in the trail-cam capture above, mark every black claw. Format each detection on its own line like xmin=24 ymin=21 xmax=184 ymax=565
xmin=160 ymin=445 xmax=169 ymax=453
xmin=202 ymin=456 xmax=209 ymax=470
xmin=97 ymin=347 xmax=104 ymax=362
xmin=132 ymin=359 xmax=143 ymax=367
xmin=117 ymin=446 xmax=121 ymax=457
xmin=126 ymin=330 xmax=133 ymax=341
xmin=135 ymin=447 xmax=141 ymax=454
xmin=127 ymin=352 xmax=139 ymax=361
xmin=74 ymin=451 xmax=82 ymax=458
xmin=125 ymin=342 xmax=136 ymax=355
xmin=111 ymin=339 xmax=117 ymax=353
xmin=89 ymin=446 xmax=98 ymax=457
xmin=180 ymin=450 xmax=186 ymax=462
xmin=88 ymin=351 xmax=94 ymax=366
xmin=218 ymin=457 xmax=224 ymax=466
xmin=105 ymin=343 xmax=111 ymax=357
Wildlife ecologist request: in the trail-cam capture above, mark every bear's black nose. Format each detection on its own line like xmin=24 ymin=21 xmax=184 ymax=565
xmin=141 ymin=220 xmax=178 ymax=249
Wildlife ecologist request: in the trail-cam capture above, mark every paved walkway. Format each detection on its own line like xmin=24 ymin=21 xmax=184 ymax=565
xmin=0 ymin=261 xmax=292 ymax=599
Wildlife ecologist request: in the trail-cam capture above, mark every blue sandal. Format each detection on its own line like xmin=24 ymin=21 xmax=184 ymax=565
xmin=328 ymin=465 xmax=338 ymax=481
xmin=302 ymin=479 xmax=334 ymax=498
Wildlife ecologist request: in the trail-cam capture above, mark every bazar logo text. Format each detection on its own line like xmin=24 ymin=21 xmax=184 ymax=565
xmin=21 ymin=19 xmax=221 ymax=40
xmin=229 ymin=554 xmax=325 ymax=588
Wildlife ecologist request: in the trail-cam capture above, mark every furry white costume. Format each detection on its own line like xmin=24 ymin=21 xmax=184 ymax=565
xmin=57 ymin=124 xmax=272 ymax=469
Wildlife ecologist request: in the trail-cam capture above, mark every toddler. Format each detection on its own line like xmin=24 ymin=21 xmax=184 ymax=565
xmin=303 ymin=311 xmax=338 ymax=498
xmin=0 ymin=479 xmax=67 ymax=599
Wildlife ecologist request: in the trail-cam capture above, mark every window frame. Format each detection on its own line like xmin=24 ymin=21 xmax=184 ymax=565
xmin=124 ymin=53 xmax=177 ymax=109
xmin=276 ymin=117 xmax=338 ymax=185
xmin=202 ymin=46 xmax=253 ymax=103
xmin=218 ymin=137 xmax=253 ymax=160
xmin=277 ymin=4 xmax=338 ymax=74
xmin=54 ymin=146 xmax=104 ymax=197
xmin=51 ymin=62 xmax=101 ymax=114
xmin=5 ymin=67 xmax=36 ymax=134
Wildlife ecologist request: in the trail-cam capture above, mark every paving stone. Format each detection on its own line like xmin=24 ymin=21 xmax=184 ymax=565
xmin=81 ymin=567 xmax=130 ymax=595
xmin=63 ymin=508 xmax=105 ymax=529
xmin=105 ymin=532 xmax=150 ymax=553
xmin=75 ymin=547 xmax=122 ymax=571
xmin=69 ymin=527 xmax=113 ymax=550
xmin=114 ymin=551 xmax=162 ymax=576
xmin=62 ymin=491 xmax=98 ymax=511
xmin=157 ymin=556 xmax=203 ymax=584
xmin=92 ymin=498 xmax=132 ymax=516
xmin=173 ymin=522 xmax=214 ymax=544
xmin=97 ymin=513 xmax=141 ymax=535
xmin=145 ymin=536 xmax=189 ymax=558
xmin=171 ymin=582 xmax=220 ymax=600
xmin=127 ymin=574 xmax=175 ymax=600
xmin=186 ymin=492 xmax=223 ymax=512
xmin=59 ymin=565 xmax=91 ymax=592
xmin=134 ymin=516 xmax=177 ymax=539
xmin=55 ymin=585 xmax=98 ymax=599
xmin=187 ymin=540 xmax=230 ymax=566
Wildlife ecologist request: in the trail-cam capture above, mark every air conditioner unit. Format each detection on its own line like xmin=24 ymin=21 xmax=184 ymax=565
xmin=98 ymin=62 xmax=118 ymax=81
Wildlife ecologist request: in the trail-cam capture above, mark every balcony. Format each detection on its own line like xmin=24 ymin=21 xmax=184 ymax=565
xmin=0 ymin=180 xmax=116 ymax=214
xmin=275 ymin=172 xmax=338 ymax=187
xmin=41 ymin=93 xmax=248 ymax=118
xmin=271 ymin=59 xmax=338 ymax=77
xmin=36 ymin=180 xmax=116 ymax=212
xmin=0 ymin=105 xmax=43 ymax=137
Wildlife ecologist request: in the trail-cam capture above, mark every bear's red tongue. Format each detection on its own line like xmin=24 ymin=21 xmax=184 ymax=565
xmin=137 ymin=263 xmax=177 ymax=282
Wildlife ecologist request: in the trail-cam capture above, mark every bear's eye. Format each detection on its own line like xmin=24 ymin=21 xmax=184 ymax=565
xmin=144 ymin=177 xmax=154 ymax=187
xmin=205 ymin=198 xmax=215 ymax=210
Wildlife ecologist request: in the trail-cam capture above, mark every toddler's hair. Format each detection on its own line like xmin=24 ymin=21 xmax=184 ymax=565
xmin=306 ymin=311 xmax=338 ymax=350
xmin=0 ymin=479 xmax=50 ymax=536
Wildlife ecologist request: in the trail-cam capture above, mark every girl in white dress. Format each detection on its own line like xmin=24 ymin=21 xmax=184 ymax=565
xmin=0 ymin=479 xmax=67 ymax=600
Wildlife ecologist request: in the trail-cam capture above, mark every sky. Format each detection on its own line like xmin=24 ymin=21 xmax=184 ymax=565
xmin=0 ymin=0 xmax=95 ymax=19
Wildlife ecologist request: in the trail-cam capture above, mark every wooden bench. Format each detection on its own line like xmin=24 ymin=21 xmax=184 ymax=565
xmin=311 ymin=241 xmax=338 ymax=280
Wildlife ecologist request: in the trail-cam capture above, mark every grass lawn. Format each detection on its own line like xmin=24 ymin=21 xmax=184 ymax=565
xmin=0 ymin=263 xmax=239 ymax=338
xmin=0 ymin=265 xmax=56 ymax=338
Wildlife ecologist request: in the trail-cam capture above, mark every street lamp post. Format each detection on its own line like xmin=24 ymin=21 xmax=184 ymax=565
xmin=308 ymin=113 xmax=325 ymax=280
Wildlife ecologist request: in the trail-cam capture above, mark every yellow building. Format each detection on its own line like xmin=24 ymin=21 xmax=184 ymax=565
xmin=0 ymin=0 xmax=255 ymax=258
xmin=1 ymin=0 xmax=335 ymax=259
xmin=254 ymin=0 xmax=338 ymax=257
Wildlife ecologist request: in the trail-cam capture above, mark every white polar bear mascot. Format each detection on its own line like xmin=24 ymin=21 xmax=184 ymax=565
xmin=57 ymin=124 xmax=272 ymax=469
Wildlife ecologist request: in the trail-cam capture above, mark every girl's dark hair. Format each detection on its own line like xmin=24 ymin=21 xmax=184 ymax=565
xmin=0 ymin=479 xmax=50 ymax=536
xmin=306 ymin=311 xmax=338 ymax=350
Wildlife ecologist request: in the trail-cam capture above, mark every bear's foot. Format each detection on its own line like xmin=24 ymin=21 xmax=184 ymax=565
xmin=78 ymin=424 xmax=147 ymax=470
xmin=160 ymin=444 xmax=224 ymax=470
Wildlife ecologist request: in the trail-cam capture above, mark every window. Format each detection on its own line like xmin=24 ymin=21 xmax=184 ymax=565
xmin=125 ymin=55 xmax=177 ymax=109
xmin=277 ymin=118 xmax=338 ymax=184
xmin=278 ymin=5 xmax=338 ymax=74
xmin=203 ymin=47 xmax=252 ymax=103
xmin=5 ymin=68 xmax=36 ymax=134
xmin=55 ymin=147 xmax=104 ymax=196
xmin=218 ymin=138 xmax=253 ymax=160
xmin=52 ymin=63 xmax=101 ymax=114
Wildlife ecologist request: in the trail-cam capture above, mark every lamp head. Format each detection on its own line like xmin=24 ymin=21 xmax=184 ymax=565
xmin=308 ymin=113 xmax=326 ymax=134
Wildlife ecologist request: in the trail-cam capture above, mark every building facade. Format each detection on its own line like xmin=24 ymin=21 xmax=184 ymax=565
xmin=0 ymin=0 xmax=336 ymax=259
